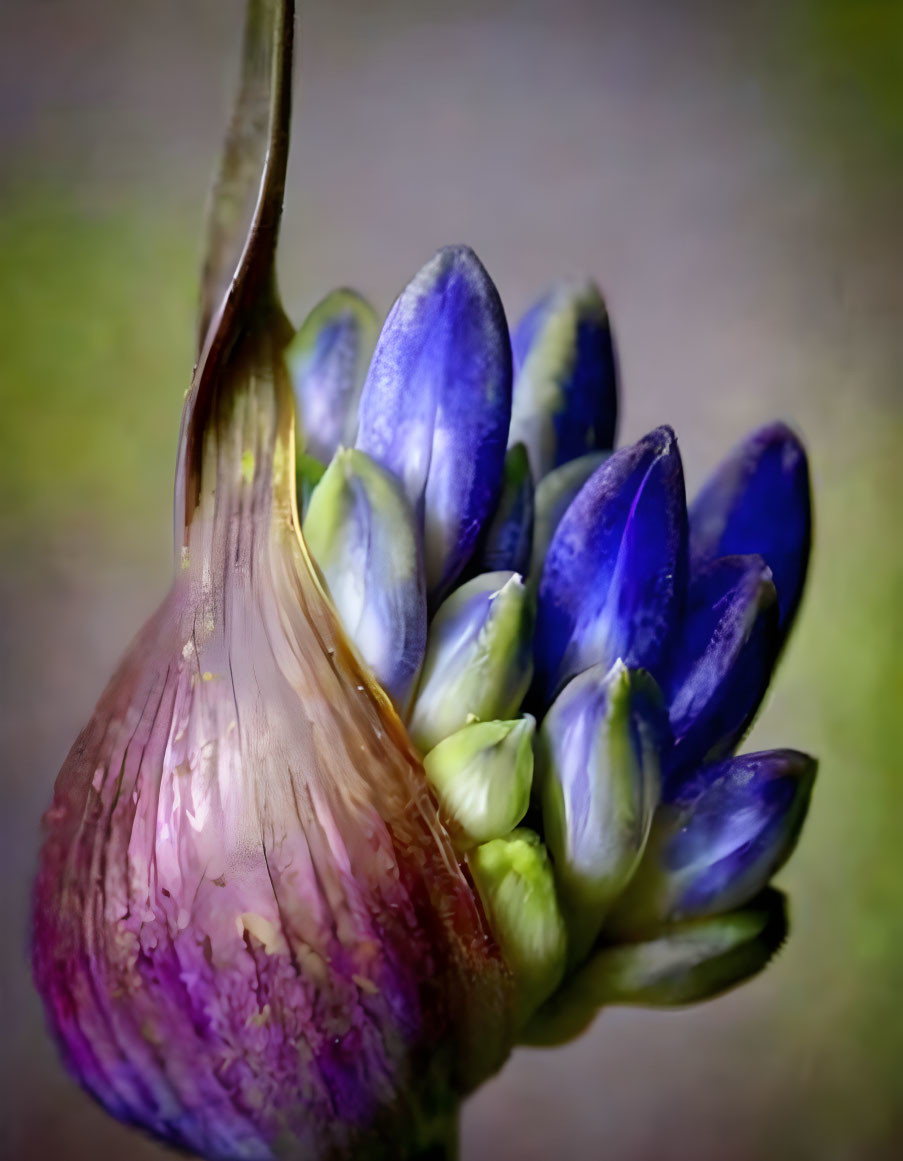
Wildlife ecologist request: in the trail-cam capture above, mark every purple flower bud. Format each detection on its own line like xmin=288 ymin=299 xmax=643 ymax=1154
xmin=509 ymin=281 xmax=618 ymax=479
xmin=356 ymin=245 xmax=512 ymax=600
xmin=607 ymin=750 xmax=816 ymax=936
xmin=689 ymin=422 xmax=812 ymax=641
xmin=287 ymin=288 xmax=378 ymax=463
xmin=661 ymin=554 xmax=779 ymax=786
xmin=534 ymin=427 xmax=688 ymax=706
xmin=473 ymin=443 xmax=535 ymax=576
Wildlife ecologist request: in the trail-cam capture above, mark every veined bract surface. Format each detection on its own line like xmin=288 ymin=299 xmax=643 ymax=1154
xmin=31 ymin=5 xmax=513 ymax=1159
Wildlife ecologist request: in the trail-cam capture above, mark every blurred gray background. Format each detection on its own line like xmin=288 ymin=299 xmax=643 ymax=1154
xmin=2 ymin=1 xmax=901 ymax=1158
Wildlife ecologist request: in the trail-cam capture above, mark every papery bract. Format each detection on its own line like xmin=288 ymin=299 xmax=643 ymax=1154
xmin=34 ymin=324 xmax=513 ymax=1161
xmin=31 ymin=6 xmax=514 ymax=1159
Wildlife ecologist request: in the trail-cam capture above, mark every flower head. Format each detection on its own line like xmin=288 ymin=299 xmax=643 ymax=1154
xmin=32 ymin=3 xmax=816 ymax=1159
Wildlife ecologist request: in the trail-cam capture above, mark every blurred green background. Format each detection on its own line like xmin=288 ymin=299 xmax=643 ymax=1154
xmin=1 ymin=1 xmax=901 ymax=1158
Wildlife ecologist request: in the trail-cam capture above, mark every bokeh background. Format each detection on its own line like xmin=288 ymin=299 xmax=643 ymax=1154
xmin=2 ymin=1 xmax=901 ymax=1158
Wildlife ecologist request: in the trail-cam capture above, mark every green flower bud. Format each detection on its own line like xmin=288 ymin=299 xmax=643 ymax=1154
xmin=424 ymin=717 xmax=535 ymax=850
xmin=469 ymin=829 xmax=568 ymax=1024
xmin=408 ymin=571 xmax=534 ymax=752
xmin=303 ymin=447 xmax=426 ymax=709
xmin=521 ymin=889 xmax=787 ymax=1046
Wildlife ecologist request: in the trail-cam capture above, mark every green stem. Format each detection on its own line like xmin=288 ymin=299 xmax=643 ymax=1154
xmin=412 ymin=1114 xmax=460 ymax=1161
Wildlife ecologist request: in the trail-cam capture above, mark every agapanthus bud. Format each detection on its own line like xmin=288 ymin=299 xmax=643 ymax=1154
xmin=538 ymin=661 xmax=667 ymax=955
xmin=473 ymin=443 xmax=535 ymax=576
xmin=356 ymin=244 xmax=512 ymax=599
xmin=408 ymin=571 xmax=534 ymax=753
xmin=661 ymin=554 xmax=779 ymax=783
xmin=508 ymin=281 xmax=618 ymax=479
xmin=689 ymin=422 xmax=812 ymax=641
xmin=529 ymin=450 xmax=608 ymax=580
xmin=302 ymin=446 xmax=426 ymax=709
xmin=287 ymin=287 xmax=378 ymax=462
xmin=423 ymin=717 xmax=535 ymax=849
xmin=469 ymin=830 xmax=568 ymax=1023
xmin=608 ymin=750 xmax=816 ymax=936
xmin=522 ymin=890 xmax=787 ymax=1045
xmin=534 ymin=427 xmax=688 ymax=706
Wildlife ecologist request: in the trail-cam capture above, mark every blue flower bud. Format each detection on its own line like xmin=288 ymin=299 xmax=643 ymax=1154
xmin=522 ymin=889 xmax=787 ymax=1044
xmin=302 ymin=448 xmax=426 ymax=709
xmin=408 ymin=571 xmax=534 ymax=753
xmin=661 ymin=554 xmax=779 ymax=785
xmin=689 ymin=422 xmax=811 ymax=641
xmin=529 ymin=451 xmax=608 ymax=581
xmin=509 ymin=281 xmax=618 ymax=479
xmin=534 ymin=427 xmax=688 ymax=706
xmin=538 ymin=661 xmax=667 ymax=956
xmin=287 ymin=288 xmax=378 ymax=463
xmin=607 ymin=750 xmax=816 ymax=936
xmin=356 ymin=245 xmax=512 ymax=599
xmin=473 ymin=443 xmax=535 ymax=575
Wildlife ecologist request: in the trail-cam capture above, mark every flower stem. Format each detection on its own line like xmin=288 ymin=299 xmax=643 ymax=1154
xmin=412 ymin=1114 xmax=460 ymax=1161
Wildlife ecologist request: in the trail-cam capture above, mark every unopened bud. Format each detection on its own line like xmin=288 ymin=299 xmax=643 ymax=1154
xmin=423 ymin=717 xmax=535 ymax=849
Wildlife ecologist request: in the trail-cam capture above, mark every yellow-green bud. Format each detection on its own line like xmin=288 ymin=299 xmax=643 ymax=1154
xmin=408 ymin=571 xmax=534 ymax=752
xmin=423 ymin=717 xmax=535 ymax=850
xmin=469 ymin=830 xmax=568 ymax=1025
